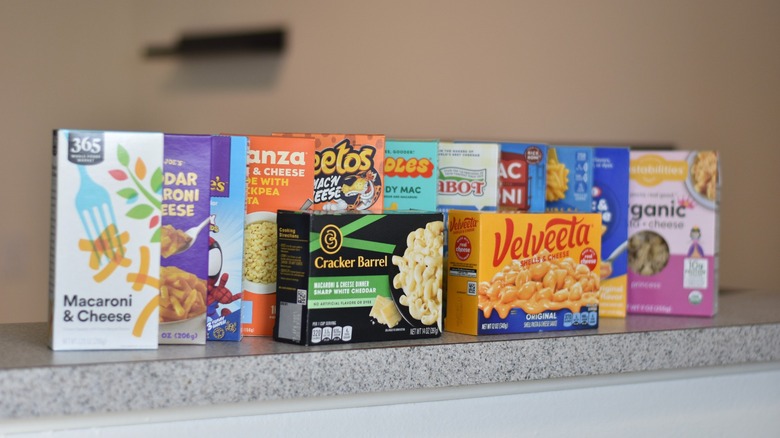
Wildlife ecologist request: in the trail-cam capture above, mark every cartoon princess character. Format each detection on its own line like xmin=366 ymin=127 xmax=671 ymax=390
xmin=687 ymin=226 xmax=704 ymax=258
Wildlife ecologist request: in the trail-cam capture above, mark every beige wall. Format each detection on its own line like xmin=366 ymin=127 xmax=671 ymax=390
xmin=1 ymin=0 xmax=778 ymax=323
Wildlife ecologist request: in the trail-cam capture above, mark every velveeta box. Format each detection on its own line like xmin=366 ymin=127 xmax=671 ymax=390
xmin=437 ymin=141 xmax=500 ymax=252
xmin=159 ymin=134 xmax=212 ymax=344
xmin=627 ymin=150 xmax=719 ymax=317
xmin=545 ymin=146 xmax=594 ymax=213
xmin=384 ymin=139 xmax=438 ymax=211
xmin=499 ymin=142 xmax=547 ymax=213
xmin=446 ymin=211 xmax=601 ymax=335
xmin=50 ymin=130 xmax=163 ymax=350
xmin=206 ymin=136 xmax=247 ymax=341
xmin=274 ymin=210 xmax=443 ymax=345
xmin=593 ymin=147 xmax=630 ymax=318
xmin=241 ymin=135 xmax=315 ymax=336
xmin=274 ymin=133 xmax=385 ymax=212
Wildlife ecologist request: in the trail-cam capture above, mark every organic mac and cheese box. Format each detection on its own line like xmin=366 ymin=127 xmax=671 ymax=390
xmin=274 ymin=210 xmax=444 ymax=345
xmin=627 ymin=150 xmax=719 ymax=317
xmin=206 ymin=135 xmax=247 ymax=341
xmin=159 ymin=134 xmax=212 ymax=344
xmin=446 ymin=211 xmax=601 ymax=335
xmin=274 ymin=133 xmax=385 ymax=212
xmin=592 ymin=147 xmax=630 ymax=318
xmin=50 ymin=129 xmax=163 ymax=350
xmin=241 ymin=135 xmax=315 ymax=336
xmin=499 ymin=142 xmax=548 ymax=212
xmin=384 ymin=139 xmax=438 ymax=211
xmin=545 ymin=146 xmax=594 ymax=213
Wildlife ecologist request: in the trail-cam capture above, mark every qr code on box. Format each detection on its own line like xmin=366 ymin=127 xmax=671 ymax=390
xmin=468 ymin=281 xmax=477 ymax=296
xmin=297 ymin=289 xmax=307 ymax=305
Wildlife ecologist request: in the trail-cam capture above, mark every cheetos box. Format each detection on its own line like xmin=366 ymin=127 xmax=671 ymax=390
xmin=240 ymin=135 xmax=315 ymax=336
xmin=159 ymin=134 xmax=212 ymax=344
xmin=274 ymin=133 xmax=385 ymax=212
xmin=206 ymin=135 xmax=247 ymax=341
xmin=50 ymin=130 xmax=163 ymax=350
xmin=274 ymin=210 xmax=443 ymax=345
xmin=384 ymin=139 xmax=438 ymax=211
xmin=445 ymin=210 xmax=601 ymax=335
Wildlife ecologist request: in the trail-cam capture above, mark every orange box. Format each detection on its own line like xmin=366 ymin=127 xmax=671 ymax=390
xmin=275 ymin=133 xmax=385 ymax=212
xmin=240 ymin=135 xmax=315 ymax=336
xmin=446 ymin=211 xmax=601 ymax=335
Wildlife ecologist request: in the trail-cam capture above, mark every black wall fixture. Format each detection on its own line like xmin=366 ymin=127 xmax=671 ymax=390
xmin=145 ymin=28 xmax=285 ymax=58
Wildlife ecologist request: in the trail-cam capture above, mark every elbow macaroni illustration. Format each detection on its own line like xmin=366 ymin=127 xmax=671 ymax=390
xmin=391 ymin=221 xmax=444 ymax=327
xmin=691 ymin=151 xmax=718 ymax=201
xmin=478 ymin=249 xmax=600 ymax=319
xmin=546 ymin=149 xmax=569 ymax=201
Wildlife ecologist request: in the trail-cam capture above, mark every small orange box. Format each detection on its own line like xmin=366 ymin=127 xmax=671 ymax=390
xmin=446 ymin=211 xmax=601 ymax=335
xmin=275 ymin=133 xmax=385 ymax=212
xmin=240 ymin=135 xmax=315 ymax=336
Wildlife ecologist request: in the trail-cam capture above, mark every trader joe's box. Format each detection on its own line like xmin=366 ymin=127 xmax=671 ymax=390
xmin=446 ymin=211 xmax=601 ymax=335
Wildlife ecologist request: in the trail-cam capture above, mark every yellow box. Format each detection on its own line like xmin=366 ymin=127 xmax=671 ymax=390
xmin=446 ymin=211 xmax=601 ymax=335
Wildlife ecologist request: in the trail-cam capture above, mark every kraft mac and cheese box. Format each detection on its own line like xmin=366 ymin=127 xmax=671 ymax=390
xmin=499 ymin=142 xmax=548 ymax=212
xmin=592 ymin=147 xmax=630 ymax=318
xmin=274 ymin=210 xmax=444 ymax=345
xmin=446 ymin=211 xmax=601 ymax=335
xmin=241 ymin=135 xmax=315 ymax=336
xmin=50 ymin=129 xmax=163 ymax=350
xmin=384 ymin=139 xmax=438 ymax=210
xmin=159 ymin=134 xmax=212 ymax=344
xmin=274 ymin=133 xmax=385 ymax=212
xmin=545 ymin=146 xmax=594 ymax=213
xmin=437 ymin=141 xmax=501 ymax=251
xmin=627 ymin=150 xmax=720 ymax=317
xmin=206 ymin=136 xmax=247 ymax=341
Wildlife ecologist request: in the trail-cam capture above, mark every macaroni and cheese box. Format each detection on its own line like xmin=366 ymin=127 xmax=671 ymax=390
xmin=438 ymin=141 xmax=501 ymax=252
xmin=50 ymin=129 xmax=163 ymax=350
xmin=206 ymin=135 xmax=247 ymax=341
xmin=274 ymin=210 xmax=444 ymax=345
xmin=545 ymin=146 xmax=594 ymax=213
xmin=241 ymin=135 xmax=315 ymax=336
xmin=159 ymin=134 xmax=212 ymax=344
xmin=499 ymin=142 xmax=548 ymax=212
xmin=384 ymin=139 xmax=438 ymax=211
xmin=446 ymin=211 xmax=601 ymax=335
xmin=274 ymin=133 xmax=385 ymax=212
xmin=627 ymin=150 xmax=720 ymax=317
xmin=592 ymin=147 xmax=630 ymax=318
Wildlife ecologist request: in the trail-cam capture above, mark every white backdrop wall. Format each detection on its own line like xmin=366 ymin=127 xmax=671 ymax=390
xmin=1 ymin=0 xmax=778 ymax=323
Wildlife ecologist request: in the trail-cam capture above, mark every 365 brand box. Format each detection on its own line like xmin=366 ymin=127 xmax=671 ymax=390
xmin=241 ymin=135 xmax=315 ymax=336
xmin=384 ymin=139 xmax=438 ymax=211
xmin=499 ymin=142 xmax=547 ymax=212
xmin=159 ymin=134 xmax=212 ymax=344
xmin=50 ymin=129 xmax=163 ymax=350
xmin=592 ymin=147 xmax=630 ymax=318
xmin=274 ymin=210 xmax=444 ymax=345
xmin=206 ymin=135 xmax=247 ymax=341
xmin=446 ymin=210 xmax=601 ymax=335
xmin=627 ymin=150 xmax=719 ymax=317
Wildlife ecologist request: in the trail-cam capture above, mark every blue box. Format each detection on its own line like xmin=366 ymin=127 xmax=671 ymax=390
xmin=545 ymin=146 xmax=594 ymax=213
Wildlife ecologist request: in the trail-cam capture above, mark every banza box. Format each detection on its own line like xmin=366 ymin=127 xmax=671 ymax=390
xmin=446 ymin=211 xmax=601 ymax=335
xmin=627 ymin=150 xmax=719 ymax=317
xmin=546 ymin=146 xmax=594 ymax=213
xmin=274 ymin=210 xmax=444 ymax=345
xmin=50 ymin=130 xmax=163 ymax=350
